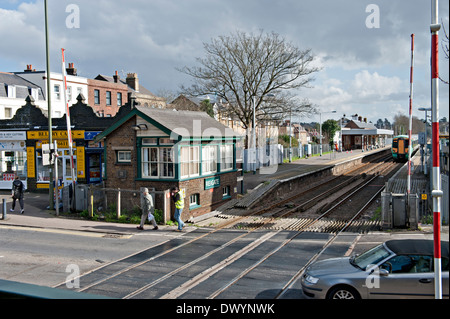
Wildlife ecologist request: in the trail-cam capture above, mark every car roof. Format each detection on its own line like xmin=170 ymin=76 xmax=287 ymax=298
xmin=385 ymin=240 xmax=449 ymax=257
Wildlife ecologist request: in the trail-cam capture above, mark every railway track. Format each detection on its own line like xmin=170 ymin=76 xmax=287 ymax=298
xmin=53 ymin=154 xmax=402 ymax=299
xmin=208 ymin=153 xmax=398 ymax=233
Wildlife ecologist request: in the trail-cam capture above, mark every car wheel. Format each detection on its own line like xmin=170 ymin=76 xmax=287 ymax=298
xmin=327 ymin=286 xmax=360 ymax=299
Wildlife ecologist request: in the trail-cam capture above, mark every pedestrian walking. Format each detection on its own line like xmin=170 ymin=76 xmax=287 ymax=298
xmin=137 ymin=188 xmax=158 ymax=230
xmin=171 ymin=187 xmax=185 ymax=231
xmin=11 ymin=176 xmax=25 ymax=214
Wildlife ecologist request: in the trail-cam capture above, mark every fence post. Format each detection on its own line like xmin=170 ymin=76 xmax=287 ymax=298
xmin=117 ymin=188 xmax=121 ymax=219
xmin=2 ymin=198 xmax=6 ymax=220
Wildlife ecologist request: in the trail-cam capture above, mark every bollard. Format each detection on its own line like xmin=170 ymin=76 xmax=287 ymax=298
xmin=117 ymin=188 xmax=121 ymax=219
xmin=2 ymin=198 xmax=6 ymax=220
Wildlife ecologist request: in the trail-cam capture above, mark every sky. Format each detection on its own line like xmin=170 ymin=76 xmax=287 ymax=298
xmin=0 ymin=0 xmax=449 ymax=124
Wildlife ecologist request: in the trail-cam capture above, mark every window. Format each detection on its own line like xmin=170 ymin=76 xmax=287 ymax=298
xmin=180 ymin=146 xmax=199 ymax=178
xmin=54 ymin=85 xmax=60 ymax=100
xmin=159 ymin=138 xmax=176 ymax=145
xmin=94 ymin=89 xmax=100 ymax=105
xmin=202 ymin=145 xmax=217 ymax=175
xmin=190 ymin=193 xmax=200 ymax=208
xmin=4 ymin=107 xmax=12 ymax=119
xmin=221 ymin=144 xmax=234 ymax=171
xmin=117 ymin=92 xmax=122 ymax=106
xmin=117 ymin=151 xmax=131 ymax=163
xmin=142 ymin=147 xmax=174 ymax=178
xmin=222 ymin=186 xmax=230 ymax=198
xmin=7 ymin=85 xmax=16 ymax=98
xmin=381 ymin=255 xmax=433 ymax=274
xmin=106 ymin=91 xmax=111 ymax=106
xmin=67 ymin=86 xmax=72 ymax=102
xmin=142 ymin=138 xmax=157 ymax=145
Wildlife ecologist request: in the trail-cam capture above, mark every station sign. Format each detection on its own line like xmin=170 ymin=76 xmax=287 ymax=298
xmin=205 ymin=176 xmax=220 ymax=190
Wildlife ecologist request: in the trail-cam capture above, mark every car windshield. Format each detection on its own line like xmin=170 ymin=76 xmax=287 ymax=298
xmin=351 ymin=244 xmax=391 ymax=270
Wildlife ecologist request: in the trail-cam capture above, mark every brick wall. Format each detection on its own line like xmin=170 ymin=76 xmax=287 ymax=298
xmin=104 ymin=114 xmax=238 ymax=222
xmin=87 ymin=79 xmax=128 ymax=117
xmin=104 ymin=116 xmax=137 ymax=189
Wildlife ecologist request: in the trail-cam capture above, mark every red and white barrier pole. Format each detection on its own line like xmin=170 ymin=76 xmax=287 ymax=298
xmin=430 ymin=0 xmax=442 ymax=300
xmin=61 ymin=49 xmax=76 ymax=187
xmin=407 ymin=34 xmax=414 ymax=197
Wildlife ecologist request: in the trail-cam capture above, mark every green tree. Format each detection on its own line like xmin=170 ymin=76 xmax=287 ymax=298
xmin=322 ymin=119 xmax=340 ymax=145
xmin=200 ymin=99 xmax=215 ymax=118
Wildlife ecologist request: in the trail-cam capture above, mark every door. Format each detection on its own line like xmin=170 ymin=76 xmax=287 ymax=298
xmin=57 ymin=150 xmax=76 ymax=186
xmin=370 ymin=255 xmax=435 ymax=299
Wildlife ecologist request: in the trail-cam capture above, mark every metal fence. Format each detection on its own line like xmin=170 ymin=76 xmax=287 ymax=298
xmin=62 ymin=184 xmax=171 ymax=224
xmin=241 ymin=143 xmax=334 ymax=171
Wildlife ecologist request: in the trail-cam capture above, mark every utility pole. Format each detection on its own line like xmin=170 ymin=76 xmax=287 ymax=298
xmin=44 ymin=0 xmax=54 ymax=210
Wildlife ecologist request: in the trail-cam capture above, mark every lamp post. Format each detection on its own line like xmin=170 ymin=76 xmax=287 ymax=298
xmin=319 ymin=110 xmax=336 ymax=156
xmin=44 ymin=0 xmax=54 ymax=210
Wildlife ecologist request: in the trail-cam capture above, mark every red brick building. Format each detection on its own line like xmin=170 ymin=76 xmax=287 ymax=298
xmin=87 ymin=71 xmax=128 ymax=117
xmin=93 ymin=106 xmax=241 ymax=222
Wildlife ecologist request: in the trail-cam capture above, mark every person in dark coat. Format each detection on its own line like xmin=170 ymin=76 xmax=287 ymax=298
xmin=11 ymin=176 xmax=25 ymax=214
xmin=137 ymin=188 xmax=158 ymax=230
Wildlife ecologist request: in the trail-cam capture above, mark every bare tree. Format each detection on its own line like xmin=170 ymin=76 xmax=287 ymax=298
xmin=178 ymin=30 xmax=319 ymax=143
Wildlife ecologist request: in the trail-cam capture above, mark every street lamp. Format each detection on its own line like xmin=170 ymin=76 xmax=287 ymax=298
xmin=319 ymin=110 xmax=336 ymax=156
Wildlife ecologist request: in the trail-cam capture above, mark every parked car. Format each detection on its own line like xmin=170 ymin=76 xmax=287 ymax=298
xmin=301 ymin=239 xmax=449 ymax=299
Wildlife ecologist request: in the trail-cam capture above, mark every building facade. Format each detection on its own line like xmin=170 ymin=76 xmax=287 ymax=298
xmin=0 ymin=94 xmax=128 ymax=191
xmin=14 ymin=64 xmax=89 ymax=118
xmin=88 ymin=71 xmax=129 ymax=117
xmin=1 ymin=71 xmax=47 ymax=120
xmin=94 ymin=106 xmax=241 ymax=221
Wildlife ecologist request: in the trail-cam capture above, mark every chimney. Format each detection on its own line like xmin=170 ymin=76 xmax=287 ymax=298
xmin=358 ymin=116 xmax=362 ymax=122
xmin=24 ymin=64 xmax=36 ymax=72
xmin=363 ymin=117 xmax=367 ymax=123
xmin=66 ymin=63 xmax=77 ymax=76
xmin=113 ymin=70 xmax=120 ymax=83
xmin=126 ymin=73 xmax=139 ymax=92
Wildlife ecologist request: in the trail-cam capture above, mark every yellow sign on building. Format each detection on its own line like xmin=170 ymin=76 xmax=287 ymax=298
xmin=27 ymin=147 xmax=35 ymax=178
xmin=27 ymin=130 xmax=84 ymax=140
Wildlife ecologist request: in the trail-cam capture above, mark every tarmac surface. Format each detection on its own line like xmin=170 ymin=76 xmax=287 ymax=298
xmin=0 ymin=146 xmax=448 ymax=240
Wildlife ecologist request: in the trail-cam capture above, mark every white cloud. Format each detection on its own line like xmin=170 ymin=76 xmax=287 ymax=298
xmin=0 ymin=0 xmax=448 ymax=123
xmin=350 ymin=70 xmax=405 ymax=102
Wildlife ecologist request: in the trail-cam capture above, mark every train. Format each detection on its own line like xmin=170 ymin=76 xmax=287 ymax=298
xmin=391 ymin=135 xmax=418 ymax=162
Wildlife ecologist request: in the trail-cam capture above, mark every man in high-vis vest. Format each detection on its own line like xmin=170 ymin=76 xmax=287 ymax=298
xmin=171 ymin=187 xmax=185 ymax=231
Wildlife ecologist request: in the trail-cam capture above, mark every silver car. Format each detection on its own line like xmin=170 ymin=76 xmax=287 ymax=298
xmin=301 ymin=239 xmax=449 ymax=299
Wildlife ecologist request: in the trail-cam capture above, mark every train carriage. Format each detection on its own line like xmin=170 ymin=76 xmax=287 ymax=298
xmin=392 ymin=135 xmax=409 ymax=162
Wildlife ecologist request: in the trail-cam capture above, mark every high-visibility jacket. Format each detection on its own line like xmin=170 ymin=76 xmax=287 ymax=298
xmin=173 ymin=192 xmax=184 ymax=209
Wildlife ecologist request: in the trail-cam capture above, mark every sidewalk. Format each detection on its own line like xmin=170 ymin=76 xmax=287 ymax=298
xmin=0 ymin=191 xmax=176 ymax=235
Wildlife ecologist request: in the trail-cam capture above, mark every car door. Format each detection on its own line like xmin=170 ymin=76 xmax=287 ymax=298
xmin=368 ymin=255 xmax=435 ymax=299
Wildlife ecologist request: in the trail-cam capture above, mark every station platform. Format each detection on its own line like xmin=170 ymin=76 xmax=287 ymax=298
xmin=241 ymin=147 xmax=390 ymax=192
xmin=385 ymin=147 xmax=428 ymax=195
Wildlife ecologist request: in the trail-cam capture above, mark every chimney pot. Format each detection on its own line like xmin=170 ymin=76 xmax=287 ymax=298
xmin=66 ymin=62 xmax=77 ymax=76
xmin=114 ymin=71 xmax=120 ymax=83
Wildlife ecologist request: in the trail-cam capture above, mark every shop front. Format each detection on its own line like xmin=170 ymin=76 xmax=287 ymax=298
xmin=0 ymin=131 xmax=28 ymax=190
xmin=26 ymin=130 xmax=86 ymax=190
